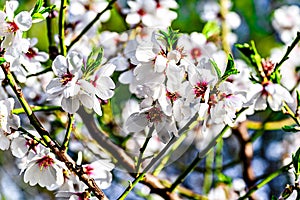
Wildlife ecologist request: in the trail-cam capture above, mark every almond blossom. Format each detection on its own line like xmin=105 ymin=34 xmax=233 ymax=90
xmin=0 ymin=0 xmax=32 ymax=49
xmin=247 ymin=82 xmax=294 ymax=111
xmin=272 ymin=5 xmax=300 ymax=44
xmin=122 ymin=0 xmax=178 ymax=27
xmin=125 ymin=102 xmax=178 ymax=143
xmin=0 ymin=98 xmax=20 ymax=150
xmin=46 ymin=51 xmax=116 ymax=114
xmin=21 ymin=148 xmax=65 ymax=190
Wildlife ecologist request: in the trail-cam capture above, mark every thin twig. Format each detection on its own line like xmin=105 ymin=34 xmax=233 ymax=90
xmin=1 ymin=63 xmax=108 ymax=200
xmin=61 ymin=113 xmax=74 ymax=151
xmin=12 ymin=105 xmax=62 ymax=114
xmin=168 ymin=108 xmax=247 ymax=192
xmin=26 ymin=67 xmax=52 ymax=78
xmin=117 ymin=113 xmax=199 ymax=199
xmin=45 ymin=0 xmax=54 ymax=46
xmin=220 ymin=0 xmax=231 ymax=54
xmin=202 ymin=149 xmax=214 ymax=194
xmin=67 ymin=0 xmax=117 ymax=50
xmin=152 ymin=129 xmax=189 ymax=176
xmin=274 ymin=32 xmax=300 ymax=71
xmin=58 ymin=0 xmax=67 ymax=56
xmin=238 ymin=162 xmax=293 ymax=200
xmin=136 ymin=126 xmax=154 ymax=174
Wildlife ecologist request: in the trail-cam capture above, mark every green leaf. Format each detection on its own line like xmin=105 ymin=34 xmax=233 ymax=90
xmin=31 ymin=0 xmax=44 ymax=16
xmin=202 ymin=21 xmax=220 ymax=39
xmin=269 ymin=68 xmax=281 ymax=84
xmin=282 ymin=125 xmax=300 ymax=132
xmin=82 ymin=47 xmax=103 ymax=77
xmin=0 ymin=57 xmax=6 ymax=65
xmin=209 ymin=59 xmax=221 ymax=79
xmin=296 ymin=90 xmax=300 ymax=109
xmin=39 ymin=5 xmax=56 ymax=14
xmin=158 ymin=27 xmax=181 ymax=51
xmin=236 ymin=41 xmax=263 ymax=81
xmin=292 ymin=147 xmax=300 ymax=177
xmin=221 ymin=54 xmax=239 ymax=81
xmin=216 ymin=173 xmax=232 ymax=185
xmin=32 ymin=13 xmax=44 ymax=20
xmin=271 ymin=195 xmax=277 ymax=200
xmin=280 ymin=185 xmax=294 ymax=200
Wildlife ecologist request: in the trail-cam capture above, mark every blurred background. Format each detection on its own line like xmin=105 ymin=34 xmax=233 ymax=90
xmin=0 ymin=0 xmax=300 ymax=199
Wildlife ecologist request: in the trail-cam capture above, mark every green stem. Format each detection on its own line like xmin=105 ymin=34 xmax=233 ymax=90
xmin=136 ymin=126 xmax=154 ymax=174
xmin=274 ymin=32 xmax=300 ymax=71
xmin=238 ymin=162 xmax=293 ymax=200
xmin=152 ymin=128 xmax=189 ymax=176
xmin=1 ymin=64 xmax=108 ymax=200
xmin=249 ymin=110 xmax=275 ymax=143
xmin=143 ymin=113 xmax=199 ymax=173
xmin=68 ymin=0 xmax=117 ymax=50
xmin=26 ymin=67 xmax=52 ymax=78
xmin=2 ymin=65 xmax=55 ymax=146
xmin=58 ymin=0 xmax=67 ymax=56
xmin=12 ymin=105 xmax=62 ymax=114
xmin=220 ymin=0 xmax=231 ymax=54
xmin=117 ymin=173 xmax=146 ymax=200
xmin=283 ymin=102 xmax=300 ymax=125
xmin=215 ymin=139 xmax=223 ymax=175
xmin=45 ymin=0 xmax=54 ymax=47
xmin=169 ymin=124 xmax=230 ymax=193
xmin=117 ymin=113 xmax=199 ymax=199
xmin=169 ymin=109 xmax=247 ymax=193
xmin=18 ymin=127 xmax=47 ymax=147
xmin=203 ymin=150 xmax=214 ymax=194
xmin=61 ymin=113 xmax=74 ymax=151
xmin=170 ymin=152 xmax=203 ymax=193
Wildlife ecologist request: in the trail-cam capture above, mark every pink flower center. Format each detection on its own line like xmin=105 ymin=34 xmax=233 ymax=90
xmin=261 ymin=82 xmax=270 ymax=96
xmin=262 ymin=59 xmax=275 ymax=77
xmin=137 ymin=8 xmax=146 ymax=16
xmin=194 ymin=81 xmax=208 ymax=99
xmin=83 ymin=165 xmax=94 ymax=176
xmin=61 ymin=71 xmax=74 ymax=85
xmin=37 ymin=155 xmax=54 ymax=169
xmin=25 ymin=48 xmax=38 ymax=59
xmin=26 ymin=139 xmax=39 ymax=153
xmin=146 ymin=107 xmax=163 ymax=123
xmin=8 ymin=22 xmax=19 ymax=32
xmin=191 ymin=48 xmax=202 ymax=59
xmin=166 ymin=90 xmax=180 ymax=102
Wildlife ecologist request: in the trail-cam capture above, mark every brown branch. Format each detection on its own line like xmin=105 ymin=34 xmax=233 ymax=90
xmin=1 ymin=63 xmax=108 ymax=200
xmin=233 ymin=121 xmax=256 ymax=199
xmin=78 ymin=108 xmax=204 ymax=200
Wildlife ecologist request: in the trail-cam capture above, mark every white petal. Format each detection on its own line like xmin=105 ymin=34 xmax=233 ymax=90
xmin=119 ymin=70 xmax=134 ymax=84
xmin=79 ymin=93 xmax=94 ymax=109
xmin=93 ymin=97 xmax=103 ymax=116
xmin=11 ymin=137 xmax=28 ymax=158
xmin=125 ymin=113 xmax=148 ymax=132
xmin=136 ymin=41 xmax=156 ymax=62
xmin=0 ymin=133 xmax=10 ymax=150
xmin=6 ymin=0 xmax=19 ymax=21
xmin=52 ymin=56 xmax=67 ymax=76
xmin=154 ymin=55 xmax=167 ymax=73
xmin=14 ymin=11 xmax=32 ymax=31
xmin=96 ymin=63 xmax=116 ymax=77
xmin=126 ymin=13 xmax=141 ymax=25
xmin=61 ymin=97 xmax=80 ymax=114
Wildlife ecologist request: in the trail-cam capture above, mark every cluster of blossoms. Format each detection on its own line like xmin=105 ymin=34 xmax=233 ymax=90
xmin=118 ymin=0 xmax=178 ymax=27
xmin=46 ymin=50 xmax=116 ymax=114
xmin=0 ymin=0 xmax=49 ymax=82
xmin=0 ymin=0 xmax=299 ymax=199
xmin=0 ymin=0 xmax=115 ymax=198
